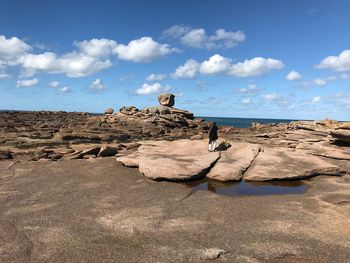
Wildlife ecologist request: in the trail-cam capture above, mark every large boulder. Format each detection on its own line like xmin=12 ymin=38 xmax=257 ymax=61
xmin=117 ymin=139 xmax=220 ymax=181
xmin=158 ymin=93 xmax=175 ymax=107
xmin=207 ymin=142 xmax=261 ymax=181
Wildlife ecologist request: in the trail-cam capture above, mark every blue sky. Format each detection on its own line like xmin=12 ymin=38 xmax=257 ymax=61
xmin=0 ymin=0 xmax=350 ymax=120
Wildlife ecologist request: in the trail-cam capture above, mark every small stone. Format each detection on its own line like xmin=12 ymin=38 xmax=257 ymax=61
xmin=199 ymin=248 xmax=227 ymax=260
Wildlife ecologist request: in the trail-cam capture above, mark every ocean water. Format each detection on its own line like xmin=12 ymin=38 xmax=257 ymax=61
xmin=198 ymin=116 xmax=298 ymax=128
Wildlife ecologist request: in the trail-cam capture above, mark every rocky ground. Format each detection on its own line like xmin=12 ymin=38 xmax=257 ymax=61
xmin=1 ymin=94 xmax=350 ymax=262
xmin=0 ymin=158 xmax=349 ymax=262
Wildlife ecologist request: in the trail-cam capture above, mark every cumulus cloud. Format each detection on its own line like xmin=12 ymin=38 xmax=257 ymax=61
xmin=59 ymin=86 xmax=71 ymax=94
xmin=48 ymin=81 xmax=60 ymax=88
xmin=146 ymin=73 xmax=166 ymax=81
xmin=163 ymin=25 xmax=245 ymax=49
xmin=311 ymin=96 xmax=321 ymax=103
xmin=240 ymin=98 xmax=252 ymax=104
xmin=172 ymin=55 xmax=284 ymax=78
xmin=199 ymin=54 xmax=232 ymax=74
xmin=16 ymin=78 xmax=38 ymax=88
xmin=0 ymin=35 xmax=32 ymax=61
xmin=113 ymin=37 xmax=176 ymax=63
xmin=89 ymin=78 xmax=106 ymax=92
xmin=318 ymin=76 xmax=336 ymax=86
xmin=19 ymin=52 xmax=112 ymax=78
xmin=172 ymin=59 xmax=199 ymax=79
xmin=286 ymin=70 xmax=301 ymax=80
xmin=316 ymin=50 xmax=350 ymax=72
xmin=135 ymin=82 xmax=170 ymax=95
xmin=0 ymin=70 xmax=10 ymax=79
xmin=229 ymin=57 xmax=285 ymax=77
xmin=74 ymin=38 xmax=117 ymax=58
xmin=262 ymin=92 xmax=283 ymax=101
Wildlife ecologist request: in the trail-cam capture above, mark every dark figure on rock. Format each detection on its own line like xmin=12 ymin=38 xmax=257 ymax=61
xmin=208 ymin=122 xmax=218 ymax=152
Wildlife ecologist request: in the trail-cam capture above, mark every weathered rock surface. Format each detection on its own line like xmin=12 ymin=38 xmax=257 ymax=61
xmin=118 ymin=140 xmax=220 ymax=180
xmin=158 ymin=93 xmax=175 ymax=107
xmin=243 ymin=148 xmax=346 ymax=181
xmin=296 ymin=141 xmax=350 ymax=160
xmin=207 ymin=143 xmax=261 ymax=181
xmin=329 ymin=129 xmax=350 ymax=143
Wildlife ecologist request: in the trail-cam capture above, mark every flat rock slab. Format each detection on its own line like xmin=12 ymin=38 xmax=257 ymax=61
xmin=118 ymin=139 xmax=220 ymax=181
xmin=207 ymin=142 xmax=261 ymax=181
xmin=296 ymin=142 xmax=350 ymax=161
xmin=243 ymin=148 xmax=347 ymax=181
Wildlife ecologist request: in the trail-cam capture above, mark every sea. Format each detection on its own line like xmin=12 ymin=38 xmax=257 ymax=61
xmin=198 ymin=116 xmax=298 ymax=128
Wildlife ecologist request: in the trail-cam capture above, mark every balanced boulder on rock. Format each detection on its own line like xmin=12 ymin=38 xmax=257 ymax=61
xmin=158 ymin=93 xmax=175 ymax=107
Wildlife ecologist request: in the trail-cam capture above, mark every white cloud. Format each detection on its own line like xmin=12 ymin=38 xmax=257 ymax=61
xmin=199 ymin=54 xmax=232 ymax=74
xmin=316 ymin=50 xmax=350 ymax=72
xmin=113 ymin=37 xmax=175 ymax=63
xmin=48 ymin=81 xmax=60 ymax=88
xmin=16 ymin=78 xmax=38 ymax=88
xmin=162 ymin=24 xmax=192 ymax=39
xmin=74 ymin=38 xmax=117 ymax=58
xmin=136 ymin=82 xmax=170 ymax=95
xmin=0 ymin=70 xmax=10 ymax=79
xmin=59 ymin=86 xmax=70 ymax=94
xmin=313 ymin=78 xmax=327 ymax=86
xmin=146 ymin=73 xmax=166 ymax=81
xmin=229 ymin=57 xmax=285 ymax=77
xmin=240 ymin=98 xmax=252 ymax=104
xmin=89 ymin=78 xmax=106 ymax=91
xmin=235 ymin=84 xmax=261 ymax=95
xmin=311 ymin=96 xmax=321 ymax=103
xmin=163 ymin=25 xmax=245 ymax=49
xmin=0 ymin=35 xmax=32 ymax=61
xmin=173 ymin=55 xmax=284 ymax=78
xmin=262 ymin=92 xmax=282 ymax=101
xmin=172 ymin=59 xmax=199 ymax=79
xmin=286 ymin=70 xmax=301 ymax=80
xmin=19 ymin=52 xmax=112 ymax=78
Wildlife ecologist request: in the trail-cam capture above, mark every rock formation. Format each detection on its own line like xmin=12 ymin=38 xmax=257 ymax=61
xmin=104 ymin=108 xmax=114 ymax=114
xmin=158 ymin=93 xmax=175 ymax=107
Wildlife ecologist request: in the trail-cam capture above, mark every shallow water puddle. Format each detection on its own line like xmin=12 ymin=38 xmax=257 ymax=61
xmin=184 ymin=179 xmax=307 ymax=196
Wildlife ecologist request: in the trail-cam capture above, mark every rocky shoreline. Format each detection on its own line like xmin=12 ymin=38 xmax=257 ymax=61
xmin=1 ymin=94 xmax=350 ymax=262
xmin=1 ymin=94 xmax=349 ymax=183
xmin=1 ymin=99 xmax=350 ymax=183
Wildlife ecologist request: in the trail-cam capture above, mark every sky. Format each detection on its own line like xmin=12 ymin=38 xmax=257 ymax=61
xmin=0 ymin=0 xmax=350 ymax=120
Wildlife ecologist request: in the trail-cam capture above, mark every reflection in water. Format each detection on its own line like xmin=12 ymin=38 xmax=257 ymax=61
xmin=183 ymin=178 xmax=307 ymax=196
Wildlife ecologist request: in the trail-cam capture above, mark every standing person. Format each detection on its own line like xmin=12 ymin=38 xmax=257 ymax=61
xmin=208 ymin=122 xmax=218 ymax=152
